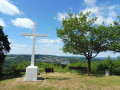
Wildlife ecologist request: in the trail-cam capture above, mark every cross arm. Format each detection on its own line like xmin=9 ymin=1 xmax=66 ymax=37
xmin=21 ymin=33 xmax=48 ymax=37
xmin=36 ymin=34 xmax=48 ymax=37
xmin=21 ymin=33 xmax=33 ymax=36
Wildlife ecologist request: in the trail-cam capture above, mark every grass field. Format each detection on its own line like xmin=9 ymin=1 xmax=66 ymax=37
xmin=0 ymin=72 xmax=120 ymax=90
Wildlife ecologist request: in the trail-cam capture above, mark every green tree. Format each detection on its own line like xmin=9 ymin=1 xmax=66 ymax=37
xmin=0 ymin=26 xmax=10 ymax=75
xmin=108 ymin=16 xmax=120 ymax=53
xmin=56 ymin=11 xmax=112 ymax=74
xmin=104 ymin=55 xmax=112 ymax=70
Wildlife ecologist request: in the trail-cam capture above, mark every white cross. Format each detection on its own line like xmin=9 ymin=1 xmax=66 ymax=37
xmin=21 ymin=23 xmax=47 ymax=66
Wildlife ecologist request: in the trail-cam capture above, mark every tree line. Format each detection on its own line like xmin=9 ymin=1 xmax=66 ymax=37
xmin=1 ymin=56 xmax=120 ymax=75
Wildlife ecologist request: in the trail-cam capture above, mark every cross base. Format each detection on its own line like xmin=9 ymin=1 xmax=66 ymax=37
xmin=24 ymin=66 xmax=38 ymax=81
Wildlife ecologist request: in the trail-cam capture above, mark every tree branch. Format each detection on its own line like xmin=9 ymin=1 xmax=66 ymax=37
xmin=91 ymin=52 xmax=99 ymax=58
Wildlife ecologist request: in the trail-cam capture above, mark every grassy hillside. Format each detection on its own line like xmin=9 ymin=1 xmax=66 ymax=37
xmin=0 ymin=73 xmax=120 ymax=90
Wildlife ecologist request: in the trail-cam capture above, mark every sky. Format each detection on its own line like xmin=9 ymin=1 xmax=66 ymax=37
xmin=0 ymin=0 xmax=120 ymax=57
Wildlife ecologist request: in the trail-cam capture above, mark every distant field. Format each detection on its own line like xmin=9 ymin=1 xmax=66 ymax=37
xmin=0 ymin=73 xmax=120 ymax=90
xmin=5 ymin=57 xmax=16 ymax=59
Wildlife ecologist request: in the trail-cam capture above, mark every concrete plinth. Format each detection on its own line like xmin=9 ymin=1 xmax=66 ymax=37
xmin=24 ymin=66 xmax=38 ymax=81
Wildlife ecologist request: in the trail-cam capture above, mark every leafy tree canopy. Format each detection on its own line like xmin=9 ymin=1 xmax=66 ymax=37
xmin=108 ymin=16 xmax=120 ymax=52
xmin=0 ymin=26 xmax=10 ymax=75
xmin=56 ymin=11 xmax=116 ymax=73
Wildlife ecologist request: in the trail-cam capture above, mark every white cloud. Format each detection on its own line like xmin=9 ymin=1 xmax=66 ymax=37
xmin=105 ymin=17 xmax=114 ymax=25
xmin=9 ymin=42 xmax=64 ymax=56
xmin=0 ymin=18 xmax=6 ymax=26
xmin=95 ymin=15 xmax=115 ymax=26
xmin=37 ymin=38 xmax=62 ymax=44
xmin=82 ymin=0 xmax=119 ymax=25
xmin=55 ymin=1 xmax=118 ymax=25
xmin=35 ymin=45 xmax=64 ymax=56
xmin=82 ymin=6 xmax=100 ymax=15
xmin=84 ymin=0 xmax=96 ymax=6
xmin=9 ymin=43 xmax=119 ymax=57
xmin=55 ymin=12 xmax=68 ymax=22
xmin=8 ymin=39 xmax=14 ymax=42
xmin=37 ymin=38 xmax=62 ymax=53
xmin=11 ymin=18 xmax=34 ymax=29
xmin=108 ymin=11 xmax=117 ymax=18
xmin=12 ymin=44 xmax=27 ymax=48
xmin=10 ymin=43 xmax=32 ymax=54
xmin=0 ymin=0 xmax=21 ymax=15
xmin=108 ymin=5 xmax=116 ymax=11
xmin=25 ymin=36 xmax=33 ymax=39
xmin=95 ymin=16 xmax=104 ymax=25
xmin=95 ymin=16 xmax=114 ymax=25
xmin=40 ymin=44 xmax=53 ymax=47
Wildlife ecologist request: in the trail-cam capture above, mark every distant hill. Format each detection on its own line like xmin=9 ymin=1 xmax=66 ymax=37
xmin=6 ymin=54 xmax=117 ymax=64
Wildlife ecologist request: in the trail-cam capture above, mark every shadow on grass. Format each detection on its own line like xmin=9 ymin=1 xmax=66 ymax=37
xmin=0 ymin=72 xmax=24 ymax=81
xmin=37 ymin=77 xmax=45 ymax=80
xmin=76 ymin=73 xmax=104 ymax=77
xmin=38 ymin=77 xmax=70 ymax=81
xmin=47 ymin=77 xmax=70 ymax=80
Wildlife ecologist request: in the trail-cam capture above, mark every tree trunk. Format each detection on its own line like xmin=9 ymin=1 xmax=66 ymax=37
xmin=0 ymin=66 xmax=2 ymax=76
xmin=87 ymin=58 xmax=91 ymax=74
xmin=0 ymin=55 xmax=5 ymax=76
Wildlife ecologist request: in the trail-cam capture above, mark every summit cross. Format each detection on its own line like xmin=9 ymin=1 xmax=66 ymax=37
xmin=21 ymin=22 xmax=47 ymax=81
xmin=21 ymin=23 xmax=47 ymax=66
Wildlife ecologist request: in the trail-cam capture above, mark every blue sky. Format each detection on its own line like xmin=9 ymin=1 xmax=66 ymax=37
xmin=0 ymin=0 xmax=120 ymax=57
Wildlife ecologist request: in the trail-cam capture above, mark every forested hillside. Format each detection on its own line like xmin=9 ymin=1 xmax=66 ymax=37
xmin=1 ymin=54 xmax=119 ymax=76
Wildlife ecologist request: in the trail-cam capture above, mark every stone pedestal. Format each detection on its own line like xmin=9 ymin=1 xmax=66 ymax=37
xmin=105 ymin=69 xmax=110 ymax=76
xmin=24 ymin=66 xmax=38 ymax=81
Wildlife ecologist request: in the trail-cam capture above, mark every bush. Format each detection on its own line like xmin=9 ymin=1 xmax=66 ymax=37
xmin=92 ymin=56 xmax=120 ymax=75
